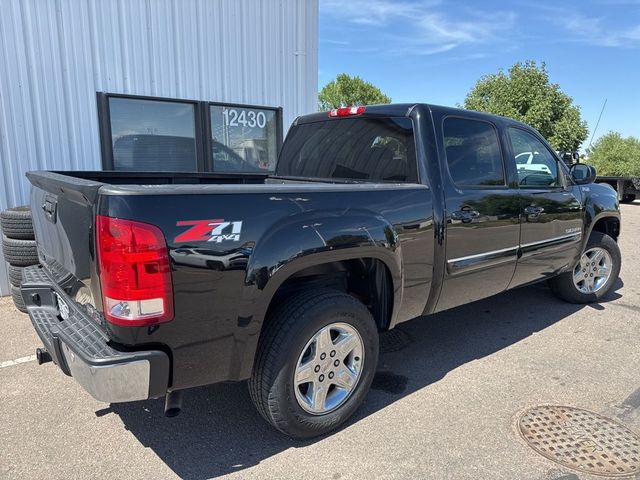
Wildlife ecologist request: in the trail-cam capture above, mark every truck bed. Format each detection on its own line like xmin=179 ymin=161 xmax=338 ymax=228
xmin=46 ymin=170 xmax=269 ymax=185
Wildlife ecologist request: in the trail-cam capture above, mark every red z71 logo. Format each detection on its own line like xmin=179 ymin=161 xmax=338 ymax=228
xmin=175 ymin=219 xmax=243 ymax=243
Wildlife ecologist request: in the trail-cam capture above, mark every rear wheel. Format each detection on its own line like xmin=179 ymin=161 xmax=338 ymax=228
xmin=249 ymin=289 xmax=379 ymax=438
xmin=549 ymin=231 xmax=621 ymax=303
xmin=620 ymin=194 xmax=636 ymax=204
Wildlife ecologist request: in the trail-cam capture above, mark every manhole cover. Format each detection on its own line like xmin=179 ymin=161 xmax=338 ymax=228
xmin=517 ymin=405 xmax=640 ymax=477
xmin=379 ymin=328 xmax=411 ymax=353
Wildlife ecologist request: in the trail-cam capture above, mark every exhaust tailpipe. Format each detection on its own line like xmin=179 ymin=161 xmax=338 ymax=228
xmin=36 ymin=348 xmax=52 ymax=365
xmin=164 ymin=390 xmax=183 ymax=417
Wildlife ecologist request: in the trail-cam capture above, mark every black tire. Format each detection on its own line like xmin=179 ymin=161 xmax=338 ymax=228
xmin=1 ymin=206 xmax=34 ymax=240
xmin=549 ymin=231 xmax=621 ymax=303
xmin=8 ymin=265 xmax=24 ymax=287
xmin=2 ymin=235 xmax=38 ymax=266
xmin=620 ymin=194 xmax=636 ymax=204
xmin=249 ymin=289 xmax=379 ymax=438
xmin=11 ymin=285 xmax=27 ymax=313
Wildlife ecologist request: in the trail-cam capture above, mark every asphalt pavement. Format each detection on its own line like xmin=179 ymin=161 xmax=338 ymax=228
xmin=1 ymin=202 xmax=639 ymax=480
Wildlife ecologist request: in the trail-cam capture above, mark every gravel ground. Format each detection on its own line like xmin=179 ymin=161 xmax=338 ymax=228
xmin=1 ymin=202 xmax=639 ymax=480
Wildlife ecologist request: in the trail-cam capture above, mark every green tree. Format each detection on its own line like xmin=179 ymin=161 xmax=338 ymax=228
xmin=318 ymin=73 xmax=391 ymax=111
xmin=586 ymin=132 xmax=640 ymax=177
xmin=464 ymin=61 xmax=588 ymax=152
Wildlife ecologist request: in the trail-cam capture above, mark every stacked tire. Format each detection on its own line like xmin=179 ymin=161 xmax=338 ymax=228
xmin=1 ymin=206 xmax=37 ymax=313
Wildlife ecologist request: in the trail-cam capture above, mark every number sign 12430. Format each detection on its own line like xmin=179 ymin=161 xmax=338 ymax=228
xmin=222 ymin=108 xmax=267 ymax=129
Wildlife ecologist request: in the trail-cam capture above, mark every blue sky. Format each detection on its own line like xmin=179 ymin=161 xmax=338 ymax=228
xmin=319 ymin=0 xmax=640 ymax=147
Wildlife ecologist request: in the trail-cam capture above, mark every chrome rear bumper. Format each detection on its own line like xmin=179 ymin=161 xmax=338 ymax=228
xmin=21 ymin=265 xmax=169 ymax=403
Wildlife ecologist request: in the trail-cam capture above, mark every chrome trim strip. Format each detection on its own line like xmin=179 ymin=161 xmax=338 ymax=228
xmin=520 ymin=232 xmax=582 ymax=249
xmin=447 ymin=232 xmax=582 ymax=265
xmin=448 ymin=246 xmax=519 ymax=264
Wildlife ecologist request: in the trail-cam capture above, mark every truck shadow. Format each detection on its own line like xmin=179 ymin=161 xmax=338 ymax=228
xmin=108 ymin=280 xmax=623 ymax=479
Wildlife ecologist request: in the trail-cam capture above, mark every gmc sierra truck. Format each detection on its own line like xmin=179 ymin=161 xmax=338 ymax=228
xmin=20 ymin=104 xmax=621 ymax=438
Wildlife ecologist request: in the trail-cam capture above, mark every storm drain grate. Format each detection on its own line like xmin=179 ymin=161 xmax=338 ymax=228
xmin=518 ymin=405 xmax=640 ymax=477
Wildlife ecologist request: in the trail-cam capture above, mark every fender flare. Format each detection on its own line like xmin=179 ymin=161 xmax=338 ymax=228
xmin=579 ymin=183 xmax=621 ymax=251
xmin=582 ymin=209 xmax=621 ymax=251
xmin=234 ymin=209 xmax=403 ymax=378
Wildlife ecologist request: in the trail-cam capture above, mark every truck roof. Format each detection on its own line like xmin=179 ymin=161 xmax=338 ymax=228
xmin=295 ymin=103 xmax=531 ymax=130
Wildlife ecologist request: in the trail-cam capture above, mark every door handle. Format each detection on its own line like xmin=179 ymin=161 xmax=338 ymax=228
xmin=451 ymin=206 xmax=480 ymax=223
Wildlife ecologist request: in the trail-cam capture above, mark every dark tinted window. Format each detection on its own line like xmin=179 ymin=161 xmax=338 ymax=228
xmin=109 ymin=98 xmax=197 ymax=171
xmin=276 ymin=117 xmax=417 ymax=183
xmin=509 ymin=128 xmax=562 ymax=187
xmin=443 ymin=117 xmax=505 ymax=186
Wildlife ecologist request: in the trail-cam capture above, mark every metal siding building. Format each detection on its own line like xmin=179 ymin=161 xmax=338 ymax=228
xmin=0 ymin=0 xmax=319 ymax=294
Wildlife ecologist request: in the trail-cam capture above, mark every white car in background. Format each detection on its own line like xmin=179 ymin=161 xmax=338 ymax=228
xmin=515 ymin=151 xmax=552 ymax=174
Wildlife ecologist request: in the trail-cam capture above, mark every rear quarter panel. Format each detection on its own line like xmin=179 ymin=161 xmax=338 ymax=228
xmin=98 ymin=185 xmax=433 ymax=389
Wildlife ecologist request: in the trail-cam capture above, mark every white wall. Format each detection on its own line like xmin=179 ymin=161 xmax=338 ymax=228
xmin=0 ymin=0 xmax=319 ymax=294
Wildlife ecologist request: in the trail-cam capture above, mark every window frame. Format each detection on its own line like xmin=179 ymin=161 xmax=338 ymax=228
xmin=97 ymin=92 xmax=283 ymax=172
xmin=507 ymin=126 xmax=567 ymax=190
xmin=441 ymin=115 xmax=508 ymax=189
xmin=205 ymin=101 xmax=284 ymax=172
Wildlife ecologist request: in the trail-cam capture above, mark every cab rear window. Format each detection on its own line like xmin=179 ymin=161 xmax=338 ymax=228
xmin=276 ymin=117 xmax=418 ymax=183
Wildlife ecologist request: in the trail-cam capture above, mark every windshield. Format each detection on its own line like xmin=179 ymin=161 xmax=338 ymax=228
xmin=276 ymin=117 xmax=417 ymax=183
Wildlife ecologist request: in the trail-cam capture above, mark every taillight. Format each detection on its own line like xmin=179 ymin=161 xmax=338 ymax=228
xmin=96 ymin=215 xmax=174 ymax=326
xmin=328 ymin=106 xmax=366 ymax=117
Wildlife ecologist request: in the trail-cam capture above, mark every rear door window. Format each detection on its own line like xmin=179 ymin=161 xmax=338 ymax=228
xmin=276 ymin=117 xmax=417 ymax=183
xmin=443 ymin=117 xmax=505 ymax=187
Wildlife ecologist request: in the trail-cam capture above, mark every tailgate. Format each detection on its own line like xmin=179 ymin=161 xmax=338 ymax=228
xmin=26 ymin=171 xmax=104 ymax=303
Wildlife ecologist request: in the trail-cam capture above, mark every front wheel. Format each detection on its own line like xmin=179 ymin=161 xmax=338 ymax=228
xmin=249 ymin=289 xmax=379 ymax=438
xmin=549 ymin=231 xmax=621 ymax=303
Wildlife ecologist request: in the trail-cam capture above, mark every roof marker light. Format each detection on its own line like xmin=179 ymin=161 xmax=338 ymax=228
xmin=328 ymin=106 xmax=366 ymax=117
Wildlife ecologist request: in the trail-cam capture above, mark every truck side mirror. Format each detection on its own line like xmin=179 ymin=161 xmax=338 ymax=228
xmin=569 ymin=163 xmax=596 ymax=185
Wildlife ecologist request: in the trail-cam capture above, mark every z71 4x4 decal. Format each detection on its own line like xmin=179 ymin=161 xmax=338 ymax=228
xmin=175 ymin=219 xmax=243 ymax=243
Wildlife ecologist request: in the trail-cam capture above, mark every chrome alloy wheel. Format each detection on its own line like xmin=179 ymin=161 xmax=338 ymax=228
xmin=573 ymin=247 xmax=613 ymax=294
xmin=293 ymin=322 xmax=364 ymax=415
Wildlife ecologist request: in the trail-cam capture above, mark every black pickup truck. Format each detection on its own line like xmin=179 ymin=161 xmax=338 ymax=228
xmin=20 ymin=104 xmax=621 ymax=438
